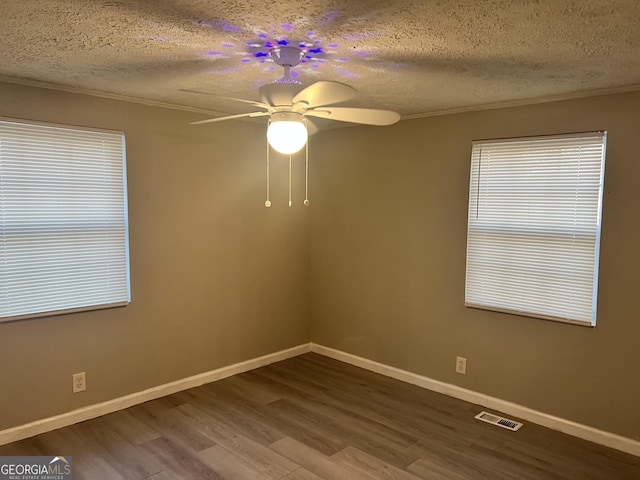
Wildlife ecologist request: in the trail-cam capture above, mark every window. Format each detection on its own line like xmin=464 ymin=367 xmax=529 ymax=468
xmin=0 ymin=118 xmax=130 ymax=322
xmin=465 ymin=132 xmax=606 ymax=326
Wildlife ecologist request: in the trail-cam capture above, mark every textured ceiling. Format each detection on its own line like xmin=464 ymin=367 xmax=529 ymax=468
xmin=1 ymin=0 xmax=640 ymax=119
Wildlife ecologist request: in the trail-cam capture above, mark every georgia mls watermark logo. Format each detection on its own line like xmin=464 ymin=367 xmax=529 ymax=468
xmin=0 ymin=456 xmax=72 ymax=480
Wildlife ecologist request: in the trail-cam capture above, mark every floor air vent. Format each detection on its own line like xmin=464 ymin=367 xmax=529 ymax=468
xmin=475 ymin=411 xmax=523 ymax=431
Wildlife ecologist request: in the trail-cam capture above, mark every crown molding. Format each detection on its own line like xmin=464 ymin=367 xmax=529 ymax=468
xmin=401 ymin=83 xmax=640 ymax=120
xmin=0 ymin=75 xmax=228 ymax=118
xmin=2 ymin=75 xmax=640 ymax=123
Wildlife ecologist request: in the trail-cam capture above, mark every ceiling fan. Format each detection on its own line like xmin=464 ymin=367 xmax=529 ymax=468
xmin=191 ymin=45 xmax=400 ymax=208
xmin=191 ymin=45 xmax=401 ymax=155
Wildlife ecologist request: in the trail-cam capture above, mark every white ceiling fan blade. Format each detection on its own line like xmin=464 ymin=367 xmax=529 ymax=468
xmin=190 ymin=111 xmax=270 ymax=125
xmin=222 ymin=97 xmax=272 ymax=111
xmin=180 ymin=90 xmax=272 ymax=111
xmin=306 ymin=107 xmax=400 ymax=126
xmin=292 ymin=81 xmax=357 ymax=108
xmin=305 ymin=117 xmax=320 ymax=136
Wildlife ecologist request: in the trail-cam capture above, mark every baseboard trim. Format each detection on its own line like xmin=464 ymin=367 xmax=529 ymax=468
xmin=3 ymin=342 xmax=638 ymax=458
xmin=310 ymin=343 xmax=640 ymax=458
xmin=0 ymin=343 xmax=311 ymax=446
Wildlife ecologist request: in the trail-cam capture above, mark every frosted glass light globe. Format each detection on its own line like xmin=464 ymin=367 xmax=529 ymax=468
xmin=267 ymin=112 xmax=308 ymax=155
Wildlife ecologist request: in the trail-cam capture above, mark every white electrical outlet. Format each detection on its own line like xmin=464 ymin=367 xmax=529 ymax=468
xmin=456 ymin=356 xmax=467 ymax=375
xmin=72 ymin=372 xmax=86 ymax=393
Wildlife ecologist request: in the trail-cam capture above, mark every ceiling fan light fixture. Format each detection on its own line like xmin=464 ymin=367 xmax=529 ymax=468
xmin=267 ymin=112 xmax=308 ymax=154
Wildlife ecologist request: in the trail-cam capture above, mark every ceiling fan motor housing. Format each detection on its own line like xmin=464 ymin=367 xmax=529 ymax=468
xmin=271 ymin=46 xmax=305 ymax=67
xmin=259 ymin=82 xmax=306 ymax=107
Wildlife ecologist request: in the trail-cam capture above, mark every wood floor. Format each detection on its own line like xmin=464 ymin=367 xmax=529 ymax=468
xmin=1 ymin=353 xmax=638 ymax=479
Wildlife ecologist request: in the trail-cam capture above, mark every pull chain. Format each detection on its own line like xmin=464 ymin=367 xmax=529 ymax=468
xmin=304 ymin=135 xmax=310 ymax=206
xmin=265 ymin=130 xmax=271 ymax=208
xmin=288 ymin=154 xmax=292 ymax=207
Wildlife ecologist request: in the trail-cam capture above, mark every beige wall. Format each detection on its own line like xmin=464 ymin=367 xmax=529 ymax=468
xmin=2 ymin=79 xmax=639 ymax=443
xmin=311 ymin=91 xmax=640 ymax=441
xmin=0 ymin=81 xmax=310 ymax=430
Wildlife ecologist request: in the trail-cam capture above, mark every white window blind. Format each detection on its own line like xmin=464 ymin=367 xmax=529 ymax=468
xmin=0 ymin=118 xmax=130 ymax=322
xmin=465 ymin=132 xmax=606 ymax=326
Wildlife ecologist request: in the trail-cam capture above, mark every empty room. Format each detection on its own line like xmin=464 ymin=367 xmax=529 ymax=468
xmin=0 ymin=1 xmax=639 ymax=479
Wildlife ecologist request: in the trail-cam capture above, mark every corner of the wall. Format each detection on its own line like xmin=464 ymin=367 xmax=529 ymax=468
xmin=309 ymin=343 xmax=640 ymax=458
xmin=0 ymin=343 xmax=312 ymax=446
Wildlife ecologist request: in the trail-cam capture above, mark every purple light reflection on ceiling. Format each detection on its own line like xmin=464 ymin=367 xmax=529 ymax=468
xmin=344 ymin=33 xmax=377 ymax=40
xmin=195 ymin=19 xmax=241 ymax=33
xmin=318 ymin=10 xmax=341 ymax=25
xmin=193 ymin=11 xmax=386 ymax=83
xmin=334 ymin=68 xmax=360 ymax=79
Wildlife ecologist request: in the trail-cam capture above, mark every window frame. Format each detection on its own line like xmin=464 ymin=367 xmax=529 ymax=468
xmin=0 ymin=116 xmax=131 ymax=323
xmin=464 ymin=131 xmax=607 ymax=327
